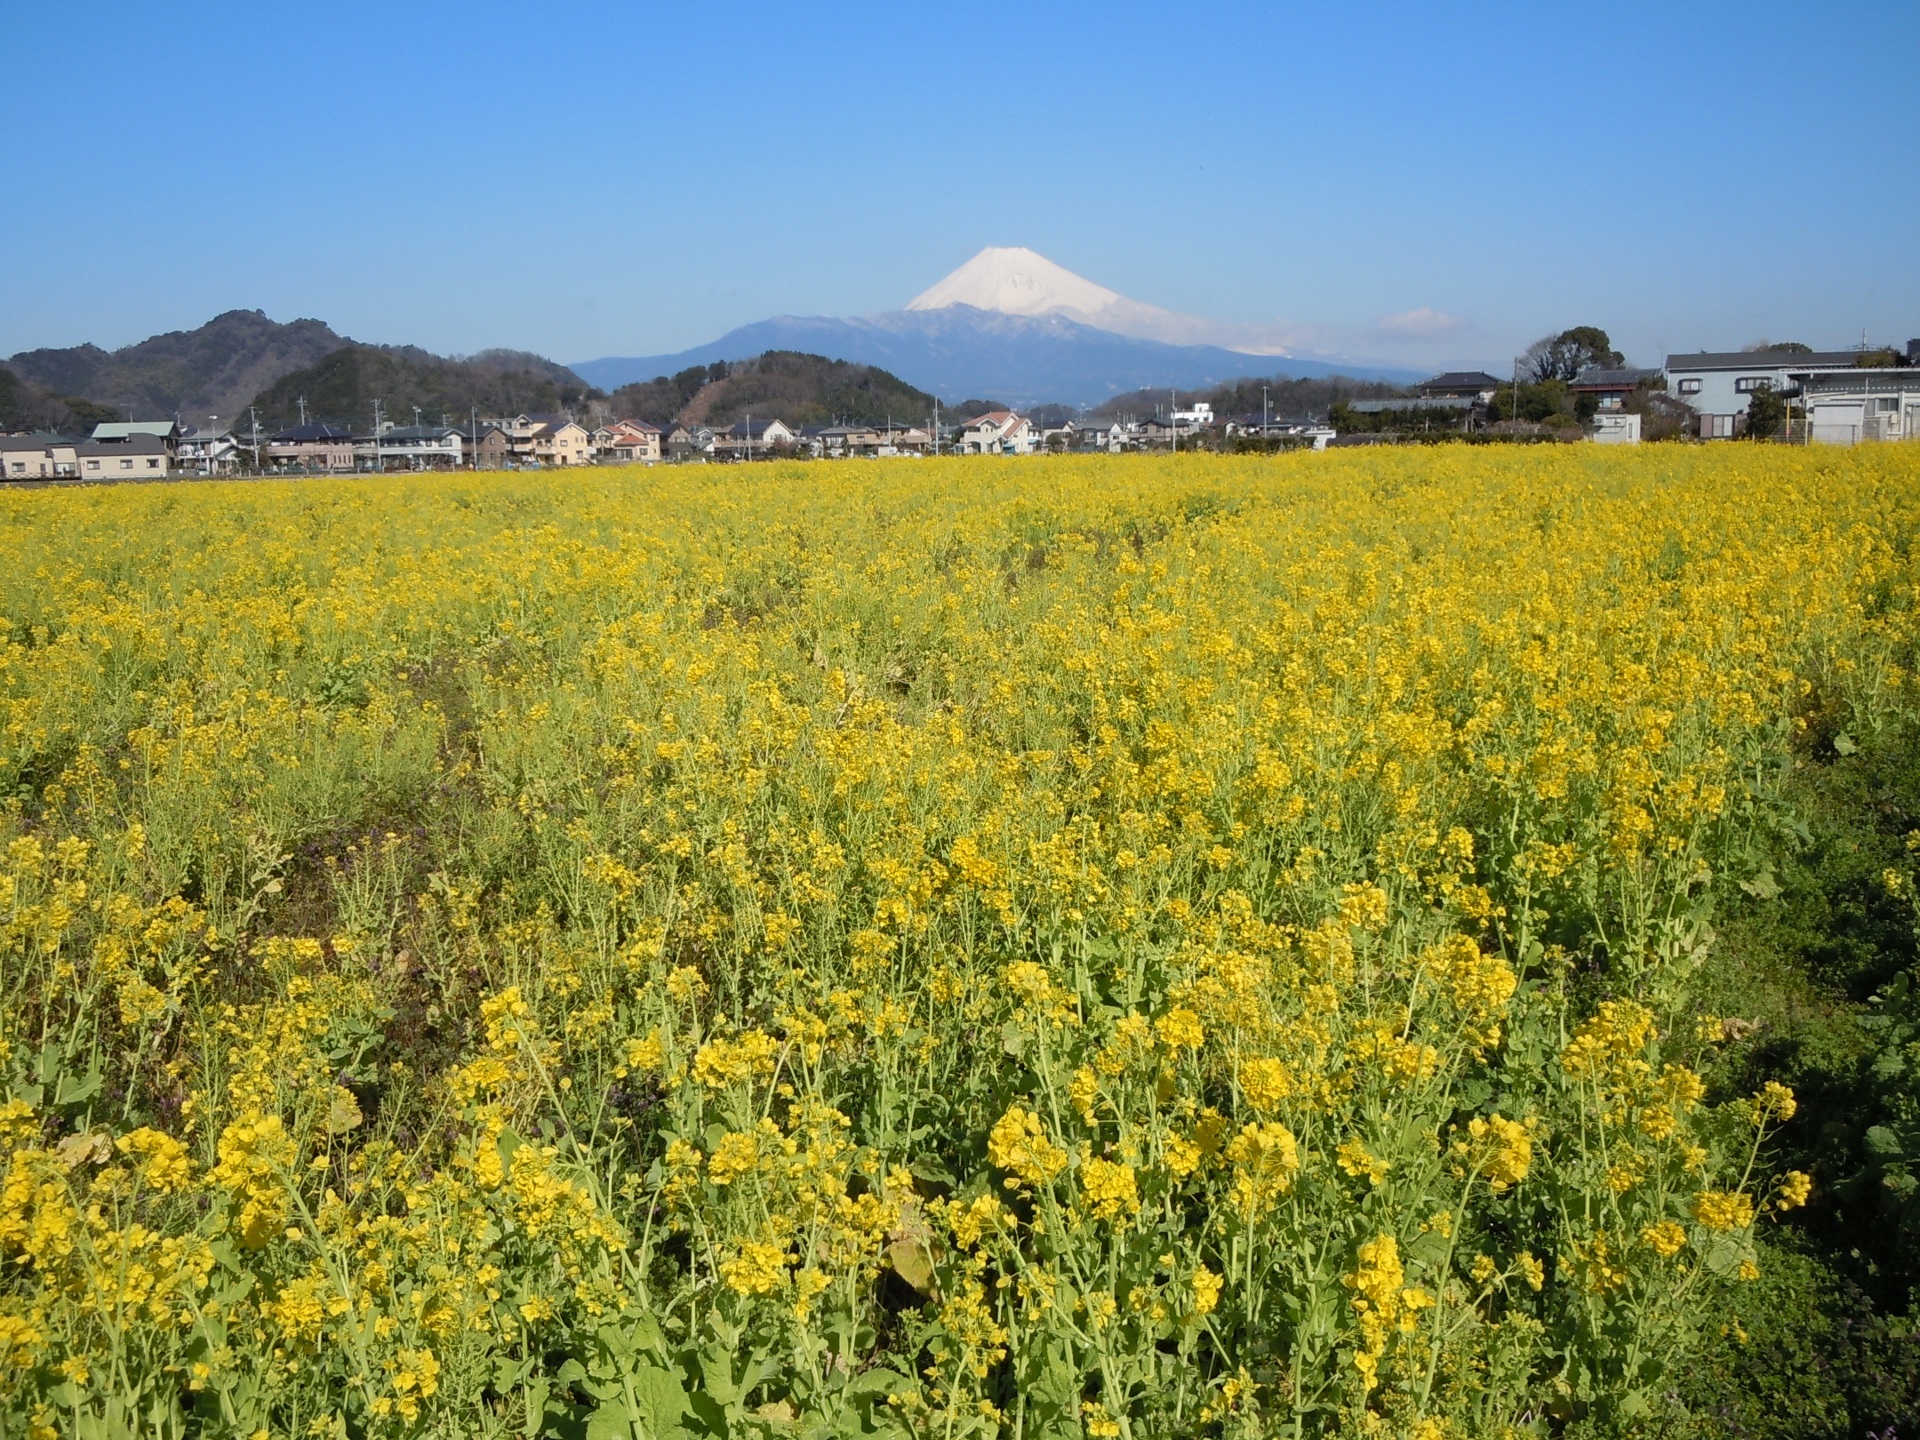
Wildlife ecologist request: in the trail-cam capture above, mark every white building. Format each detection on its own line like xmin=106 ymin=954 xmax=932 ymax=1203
xmin=960 ymin=410 xmax=1036 ymax=455
xmin=1792 ymin=367 xmax=1920 ymax=445
xmin=1070 ymin=418 xmax=1127 ymax=452
xmin=1591 ymin=412 xmax=1641 ymax=445
xmin=177 ymin=424 xmax=240 ymax=474
xmin=1663 ymin=348 xmax=1860 ymax=438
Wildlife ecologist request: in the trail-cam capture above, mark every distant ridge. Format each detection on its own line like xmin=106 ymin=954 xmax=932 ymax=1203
xmin=5 ymin=310 xmax=348 ymax=424
xmin=243 ymin=345 xmax=597 ymax=430
xmin=574 ymin=306 xmax=1417 ymax=408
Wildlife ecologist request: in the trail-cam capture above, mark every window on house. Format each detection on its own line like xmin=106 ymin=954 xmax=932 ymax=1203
xmin=1677 ymin=378 xmax=1702 ymax=395
xmin=1877 ymin=398 xmax=1899 ymax=413
xmin=147 ymin=458 xmax=161 ymax=468
xmin=1735 ymin=377 xmax=1772 ymax=394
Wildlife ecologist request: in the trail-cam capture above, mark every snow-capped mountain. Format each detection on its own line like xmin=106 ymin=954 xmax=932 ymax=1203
xmin=573 ymin=249 xmax=1418 ymax=405
xmin=905 ymin=246 xmax=1261 ymax=352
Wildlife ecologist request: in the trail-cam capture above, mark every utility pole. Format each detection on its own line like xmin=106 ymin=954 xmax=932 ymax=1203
xmin=746 ymin=413 xmax=752 ymax=462
xmin=372 ymin=399 xmax=384 ymax=473
xmin=933 ymin=398 xmax=939 ymax=456
xmin=248 ymin=407 xmax=261 ymax=473
xmin=1263 ymin=384 xmax=1270 ymax=437
xmin=471 ymin=405 xmax=478 ymax=470
xmin=297 ymin=395 xmax=308 ymax=426
xmin=1171 ymin=389 xmax=1178 ymax=453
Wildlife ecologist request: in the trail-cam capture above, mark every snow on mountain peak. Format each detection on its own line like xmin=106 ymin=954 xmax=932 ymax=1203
xmin=907 ymin=247 xmax=1125 ymax=320
xmin=903 ymin=247 xmax=1289 ymax=355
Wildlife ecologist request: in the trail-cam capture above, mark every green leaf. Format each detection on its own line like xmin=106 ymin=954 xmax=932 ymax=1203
xmin=637 ymin=1365 xmax=689 ymax=1427
xmin=1867 ymin=1124 xmax=1905 ymax=1158
xmin=1833 ymin=732 xmax=1857 ymax=755
xmin=698 ymin=1345 xmax=741 ymax=1406
xmin=585 ymin=1400 xmax=635 ymax=1440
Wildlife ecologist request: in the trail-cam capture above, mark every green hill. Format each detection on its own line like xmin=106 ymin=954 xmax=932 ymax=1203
xmin=5 ymin=310 xmax=347 ymax=426
xmin=244 ymin=345 xmax=601 ymax=430
xmin=0 ymin=367 xmax=121 ymax=434
xmin=611 ymin=351 xmax=935 ymax=429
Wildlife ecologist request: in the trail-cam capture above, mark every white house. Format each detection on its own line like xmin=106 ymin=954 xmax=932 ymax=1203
xmin=1071 ymin=418 xmax=1126 ymax=452
xmin=1663 ymin=348 xmax=1859 ymax=438
xmin=1590 ymin=412 xmax=1641 ymax=445
xmin=960 ymin=410 xmax=1036 ymax=455
xmin=1171 ymin=401 xmax=1213 ymax=427
xmin=1792 ymin=367 xmax=1920 ymax=446
xmin=176 ymin=423 xmax=240 ymax=474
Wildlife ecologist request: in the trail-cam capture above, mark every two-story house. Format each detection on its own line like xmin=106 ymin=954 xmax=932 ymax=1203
xmin=266 ymin=422 xmax=356 ymax=472
xmin=75 ymin=434 xmax=170 ymax=480
xmin=959 ymin=410 xmax=1035 ymax=455
xmin=529 ymin=419 xmax=591 ymax=466
xmin=377 ymin=425 xmax=464 ymax=470
xmin=593 ymin=420 xmax=663 ymax=463
xmin=1663 ymin=348 xmax=1860 ymax=438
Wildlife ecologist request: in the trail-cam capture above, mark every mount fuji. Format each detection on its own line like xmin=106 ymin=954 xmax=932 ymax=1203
xmin=573 ymin=249 xmax=1418 ymax=406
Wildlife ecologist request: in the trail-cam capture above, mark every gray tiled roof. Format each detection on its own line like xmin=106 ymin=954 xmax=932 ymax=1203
xmin=1666 ymin=350 xmax=1859 ymax=370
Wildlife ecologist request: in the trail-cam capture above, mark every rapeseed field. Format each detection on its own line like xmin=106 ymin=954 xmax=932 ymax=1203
xmin=1 ymin=445 xmax=1915 ymax=1438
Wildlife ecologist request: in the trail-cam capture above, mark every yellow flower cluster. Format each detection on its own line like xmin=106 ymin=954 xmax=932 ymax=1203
xmin=0 ymin=444 xmax=1906 ymax=1436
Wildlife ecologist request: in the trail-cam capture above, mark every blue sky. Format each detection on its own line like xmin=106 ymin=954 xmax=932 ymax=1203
xmin=5 ymin=1 xmax=1916 ymax=373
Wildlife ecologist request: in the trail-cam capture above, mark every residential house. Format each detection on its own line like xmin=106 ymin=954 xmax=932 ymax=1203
xmin=593 ymin=420 xmax=663 ymax=464
xmin=469 ymin=423 xmax=512 ymax=470
xmin=1171 ymin=401 xmax=1214 ymax=428
xmin=875 ymin=423 xmax=931 ymax=456
xmin=714 ymin=418 xmax=797 ymax=459
xmin=1664 ymin=348 xmax=1861 ymax=438
xmin=1569 ymin=367 xmax=1662 ymax=412
xmin=662 ymin=423 xmax=702 ymax=461
xmin=376 ymin=425 xmax=464 ymax=470
xmin=266 ymin=423 xmax=357 ymax=472
xmin=75 ymin=434 xmax=170 ymax=480
xmin=0 ymin=433 xmax=79 ymax=480
xmin=1222 ymin=415 xmax=1304 ymax=441
xmin=799 ymin=424 xmax=878 ymax=458
xmin=1415 ymin=371 xmax=1504 ymax=403
xmin=960 ymin=410 xmax=1035 ymax=455
xmin=176 ymin=423 xmax=240 ymax=474
xmin=530 ymin=419 xmax=591 ymax=466
xmin=1070 ymin=418 xmax=1127 ymax=452
xmin=91 ymin=420 xmax=181 ymax=454
xmin=1792 ymin=366 xmax=1920 ymax=446
xmin=493 ymin=413 xmax=580 ymax=464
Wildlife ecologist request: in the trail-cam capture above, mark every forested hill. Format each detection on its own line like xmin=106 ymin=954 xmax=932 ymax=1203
xmin=244 ymin=346 xmax=601 ymax=430
xmin=5 ymin=310 xmax=348 ymax=426
xmin=611 ymin=351 xmax=936 ymax=428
